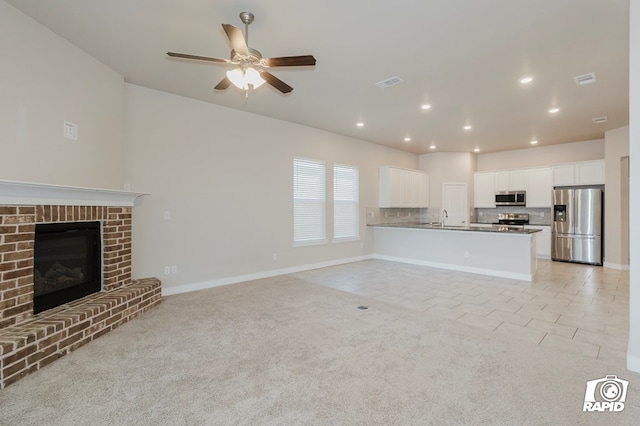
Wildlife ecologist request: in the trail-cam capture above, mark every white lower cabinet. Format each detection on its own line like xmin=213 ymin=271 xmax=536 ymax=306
xmin=526 ymin=225 xmax=551 ymax=258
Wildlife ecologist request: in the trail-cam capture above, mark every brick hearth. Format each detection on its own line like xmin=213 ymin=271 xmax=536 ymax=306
xmin=0 ymin=204 xmax=162 ymax=388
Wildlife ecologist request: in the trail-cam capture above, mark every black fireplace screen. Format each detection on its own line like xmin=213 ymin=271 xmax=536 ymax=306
xmin=33 ymin=221 xmax=101 ymax=313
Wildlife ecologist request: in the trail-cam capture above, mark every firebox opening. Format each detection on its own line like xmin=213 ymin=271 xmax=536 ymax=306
xmin=33 ymin=221 xmax=102 ymax=314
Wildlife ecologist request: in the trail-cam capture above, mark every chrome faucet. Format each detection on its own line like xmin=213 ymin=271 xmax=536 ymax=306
xmin=441 ymin=209 xmax=448 ymax=228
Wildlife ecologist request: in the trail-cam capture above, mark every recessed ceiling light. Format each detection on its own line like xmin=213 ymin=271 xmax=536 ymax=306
xmin=404 ymin=137 xmax=411 ymax=142
xmin=530 ymin=140 xmax=538 ymax=145
xmin=421 ymin=104 xmax=431 ymax=110
xmin=429 ymin=144 xmax=436 ymax=149
xmin=473 ymin=148 xmax=480 ymax=152
xmin=356 ymin=122 xmax=364 ymax=127
xmin=520 ymin=76 xmax=533 ymax=84
xmin=464 ymin=125 xmax=472 ymax=130
xmin=548 ymin=108 xmax=560 ymax=114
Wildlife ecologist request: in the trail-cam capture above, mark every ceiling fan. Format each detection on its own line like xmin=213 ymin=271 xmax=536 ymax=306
xmin=167 ymin=11 xmax=316 ymax=95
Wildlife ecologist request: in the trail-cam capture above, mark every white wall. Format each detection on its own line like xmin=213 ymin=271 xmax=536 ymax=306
xmin=476 ymin=139 xmax=604 ymax=171
xmin=418 ymin=152 xmax=474 ymax=213
xmin=604 ymin=126 xmax=629 ymax=269
xmin=0 ymin=1 xmax=125 ymax=189
xmin=628 ymin=0 xmax=639 ymax=373
xmin=124 ymin=84 xmax=417 ymax=293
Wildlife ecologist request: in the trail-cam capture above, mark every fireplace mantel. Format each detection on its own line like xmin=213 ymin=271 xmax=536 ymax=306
xmin=0 ymin=180 xmax=147 ymax=206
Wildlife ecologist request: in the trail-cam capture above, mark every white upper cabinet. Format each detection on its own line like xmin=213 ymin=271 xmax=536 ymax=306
xmin=526 ymin=167 xmax=552 ymax=207
xmin=494 ymin=170 xmax=528 ymax=191
xmin=509 ymin=170 xmax=529 ymax=191
xmin=379 ymin=166 xmax=429 ymax=208
xmin=552 ymin=160 xmax=604 ymax=186
xmin=552 ymin=165 xmax=575 ymax=186
xmin=473 ymin=171 xmax=496 ymax=208
xmin=475 ymin=167 xmax=552 ymax=208
xmin=494 ymin=171 xmax=510 ymax=192
xmin=575 ymin=161 xmax=605 ymax=185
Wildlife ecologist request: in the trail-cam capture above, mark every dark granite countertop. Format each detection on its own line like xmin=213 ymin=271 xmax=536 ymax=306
xmin=368 ymin=222 xmax=543 ymax=234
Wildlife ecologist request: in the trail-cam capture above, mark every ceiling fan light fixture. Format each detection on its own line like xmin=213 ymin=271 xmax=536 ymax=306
xmin=226 ymin=67 xmax=265 ymax=90
xmin=226 ymin=68 xmax=247 ymax=89
xmin=245 ymin=67 xmax=265 ymax=88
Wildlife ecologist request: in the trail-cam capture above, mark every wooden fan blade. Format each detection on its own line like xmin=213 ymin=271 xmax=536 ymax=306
xmin=214 ymin=77 xmax=231 ymax=90
xmin=261 ymin=71 xmax=293 ymax=93
xmin=264 ymin=55 xmax=317 ymax=67
xmin=167 ymin=52 xmax=228 ymax=63
xmin=222 ymin=24 xmax=249 ymax=56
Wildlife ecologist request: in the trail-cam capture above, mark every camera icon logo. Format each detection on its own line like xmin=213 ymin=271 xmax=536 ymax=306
xmin=583 ymin=375 xmax=629 ymax=412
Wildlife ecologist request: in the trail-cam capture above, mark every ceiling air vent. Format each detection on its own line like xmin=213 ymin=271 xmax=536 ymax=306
xmin=375 ymin=76 xmax=404 ymax=89
xmin=574 ymin=72 xmax=597 ymax=86
xmin=592 ymin=116 xmax=608 ymax=124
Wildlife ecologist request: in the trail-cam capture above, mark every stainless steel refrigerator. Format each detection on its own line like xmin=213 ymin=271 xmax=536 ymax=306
xmin=552 ymin=187 xmax=603 ymax=265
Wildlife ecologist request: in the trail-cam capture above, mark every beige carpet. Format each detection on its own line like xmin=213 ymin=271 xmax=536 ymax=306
xmin=1 ymin=275 xmax=638 ymax=425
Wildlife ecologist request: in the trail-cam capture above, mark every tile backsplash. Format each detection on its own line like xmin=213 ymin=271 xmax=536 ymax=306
xmin=366 ymin=206 xmax=552 ymax=226
xmin=474 ymin=206 xmax=551 ymax=225
xmin=366 ymin=207 xmax=439 ymax=225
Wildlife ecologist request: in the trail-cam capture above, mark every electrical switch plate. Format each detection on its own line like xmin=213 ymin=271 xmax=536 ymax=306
xmin=164 ymin=266 xmax=171 ymax=275
xmin=163 ymin=211 xmax=171 ymax=220
xmin=171 ymin=265 xmax=178 ymax=274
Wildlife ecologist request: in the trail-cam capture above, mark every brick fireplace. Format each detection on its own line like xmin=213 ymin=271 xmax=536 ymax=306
xmin=0 ymin=182 xmax=161 ymax=388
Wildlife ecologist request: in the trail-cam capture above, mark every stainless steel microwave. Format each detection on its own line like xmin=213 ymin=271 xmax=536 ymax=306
xmin=495 ymin=191 xmax=526 ymax=206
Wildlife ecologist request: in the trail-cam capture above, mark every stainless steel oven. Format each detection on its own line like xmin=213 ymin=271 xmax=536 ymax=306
xmin=492 ymin=213 xmax=529 ymax=230
xmin=495 ymin=191 xmax=526 ymax=206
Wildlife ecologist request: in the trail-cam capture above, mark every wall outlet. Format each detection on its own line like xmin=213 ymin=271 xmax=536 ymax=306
xmin=464 ymin=251 xmax=470 ymax=258
xmin=123 ymin=183 xmax=131 ymax=191
xmin=164 ymin=266 xmax=171 ymax=275
xmin=272 ymin=253 xmax=278 ymax=261
xmin=170 ymin=265 xmax=178 ymax=274
xmin=163 ymin=211 xmax=171 ymax=220
xmin=63 ymin=121 xmax=78 ymax=140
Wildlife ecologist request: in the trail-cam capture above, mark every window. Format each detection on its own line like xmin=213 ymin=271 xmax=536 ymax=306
xmin=333 ymin=164 xmax=359 ymax=241
xmin=293 ymin=158 xmax=326 ymax=245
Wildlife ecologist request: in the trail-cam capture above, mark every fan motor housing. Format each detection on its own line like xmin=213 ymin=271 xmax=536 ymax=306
xmin=231 ymin=48 xmax=263 ymax=65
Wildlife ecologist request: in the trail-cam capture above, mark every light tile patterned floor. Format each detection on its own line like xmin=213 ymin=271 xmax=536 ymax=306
xmin=291 ymin=259 xmax=629 ymax=363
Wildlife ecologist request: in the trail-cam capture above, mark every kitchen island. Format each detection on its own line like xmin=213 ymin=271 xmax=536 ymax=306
xmin=369 ymin=223 xmax=542 ymax=281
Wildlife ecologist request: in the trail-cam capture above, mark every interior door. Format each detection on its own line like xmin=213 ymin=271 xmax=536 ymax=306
xmin=442 ymin=183 xmax=468 ymax=226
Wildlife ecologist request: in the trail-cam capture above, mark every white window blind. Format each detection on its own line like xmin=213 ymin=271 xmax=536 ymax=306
xmin=333 ymin=164 xmax=359 ymax=240
xmin=293 ymin=158 xmax=326 ymax=245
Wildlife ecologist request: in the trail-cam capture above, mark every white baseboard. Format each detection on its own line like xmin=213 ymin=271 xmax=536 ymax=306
xmin=161 ymin=255 xmax=373 ymax=296
xmin=372 ymin=254 xmax=534 ymax=282
xmin=604 ymin=262 xmax=630 ymax=271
